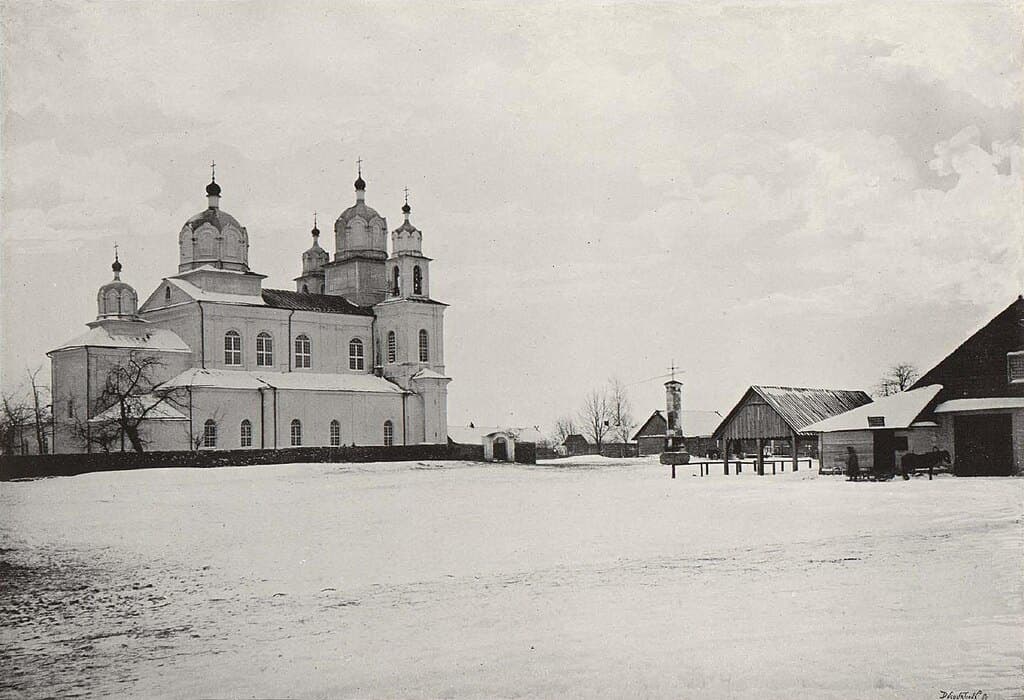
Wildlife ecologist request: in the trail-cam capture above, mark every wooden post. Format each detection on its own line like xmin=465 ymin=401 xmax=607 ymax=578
xmin=723 ymin=439 xmax=730 ymax=475
xmin=772 ymin=461 xmax=776 ymax=475
xmin=756 ymin=438 xmax=764 ymax=476
xmin=672 ymin=463 xmax=676 ymax=479
xmin=792 ymin=431 xmax=799 ymax=472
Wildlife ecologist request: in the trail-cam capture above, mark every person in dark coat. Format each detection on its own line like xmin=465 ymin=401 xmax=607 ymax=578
xmin=845 ymin=446 xmax=860 ymax=480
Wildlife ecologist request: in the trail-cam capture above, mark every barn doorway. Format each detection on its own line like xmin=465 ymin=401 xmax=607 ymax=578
xmin=872 ymin=430 xmax=897 ymax=475
xmin=493 ymin=437 xmax=508 ymax=462
xmin=954 ymin=414 xmax=1013 ymax=476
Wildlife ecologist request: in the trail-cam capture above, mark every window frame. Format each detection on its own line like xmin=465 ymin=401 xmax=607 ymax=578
xmin=294 ymin=334 xmax=312 ymax=369
xmin=256 ymin=331 xmax=274 ymax=367
xmin=349 ymin=337 xmax=365 ymax=371
xmin=224 ymin=330 xmax=242 ymax=366
xmin=413 ymin=265 xmax=422 ymax=295
xmin=240 ymin=419 xmax=252 ymax=448
xmin=290 ymin=419 xmax=302 ymax=446
xmin=330 ymin=419 xmax=341 ymax=447
xmin=203 ymin=419 xmax=218 ymax=448
xmin=418 ymin=329 xmax=429 ymax=363
xmin=384 ymin=420 xmax=394 ymax=447
xmin=387 ymin=331 xmax=396 ymax=364
xmin=1008 ymin=351 xmax=1024 ymax=384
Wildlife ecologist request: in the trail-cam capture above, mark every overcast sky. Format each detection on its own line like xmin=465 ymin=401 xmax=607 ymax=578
xmin=2 ymin=1 xmax=1022 ymax=433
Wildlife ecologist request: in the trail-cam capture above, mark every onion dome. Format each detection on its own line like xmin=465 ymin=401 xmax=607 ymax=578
xmin=96 ymin=251 xmax=139 ymax=320
xmin=335 ymin=161 xmax=387 ymax=259
xmin=178 ymin=168 xmax=250 ymax=273
xmin=391 ymin=192 xmax=422 ymax=255
xmin=302 ymin=213 xmax=329 ymax=274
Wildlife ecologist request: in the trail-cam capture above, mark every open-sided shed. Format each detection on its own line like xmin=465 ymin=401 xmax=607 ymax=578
xmin=712 ymin=385 xmax=872 ymax=474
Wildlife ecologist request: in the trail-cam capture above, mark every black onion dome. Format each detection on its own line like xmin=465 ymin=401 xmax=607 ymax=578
xmin=206 ymin=179 xmax=221 ymax=197
xmin=311 ymin=224 xmax=320 ymax=237
xmin=402 ymin=202 xmax=411 ymax=214
xmin=354 ymin=175 xmax=366 ymax=190
xmin=111 ymin=258 xmax=122 ymax=273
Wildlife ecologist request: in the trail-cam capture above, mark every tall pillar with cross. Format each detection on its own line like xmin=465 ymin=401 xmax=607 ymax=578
xmin=664 ymin=362 xmax=684 ymax=452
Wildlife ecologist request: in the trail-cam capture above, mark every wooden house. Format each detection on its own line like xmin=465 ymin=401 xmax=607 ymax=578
xmin=804 ymin=384 xmax=943 ymax=474
xmin=909 ymin=296 xmax=1024 ymax=476
xmin=632 ymin=409 xmax=723 ymax=457
xmin=712 ymin=386 xmax=872 ymax=474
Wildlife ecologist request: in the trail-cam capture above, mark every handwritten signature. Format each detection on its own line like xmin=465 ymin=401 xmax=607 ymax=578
xmin=939 ymin=692 xmax=987 ymax=700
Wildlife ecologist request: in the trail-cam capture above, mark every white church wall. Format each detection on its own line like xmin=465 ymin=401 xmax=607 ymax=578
xmin=141 ymin=304 xmax=203 ymax=367
xmin=289 ymin=311 xmax=374 ymax=374
xmin=273 ymin=390 xmax=405 ymax=447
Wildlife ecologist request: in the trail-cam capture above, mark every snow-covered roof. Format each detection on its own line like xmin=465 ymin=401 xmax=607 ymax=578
xmin=166 ymin=278 xmax=266 ymax=306
xmin=88 ymin=394 xmax=188 ymax=422
xmin=804 ymin=385 xmax=943 ymax=432
xmin=158 ymin=367 xmax=405 ymax=394
xmin=49 ymin=325 xmax=191 ymax=354
xmin=411 ymin=368 xmax=451 ymax=381
xmin=933 ymin=397 xmax=1024 ymax=413
xmin=448 ymin=425 xmax=545 ymax=444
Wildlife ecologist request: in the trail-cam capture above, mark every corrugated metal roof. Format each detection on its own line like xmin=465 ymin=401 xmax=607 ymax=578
xmin=261 ymin=289 xmax=374 ymax=316
xmin=752 ymin=386 xmax=872 ymax=432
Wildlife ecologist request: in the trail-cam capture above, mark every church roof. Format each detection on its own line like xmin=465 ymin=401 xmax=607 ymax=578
xmin=336 ymin=201 xmax=384 ymax=226
xmin=165 ymin=278 xmax=266 ymax=306
xmin=48 ymin=325 xmax=191 ymax=355
xmin=185 ymin=207 xmax=244 ymax=232
xmin=89 ymin=394 xmax=189 ymax=423
xmin=261 ymin=289 xmax=374 ymax=316
xmin=158 ymin=367 xmax=405 ymax=394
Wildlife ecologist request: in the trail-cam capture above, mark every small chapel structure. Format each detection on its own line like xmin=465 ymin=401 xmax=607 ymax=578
xmin=47 ymin=166 xmax=451 ymax=453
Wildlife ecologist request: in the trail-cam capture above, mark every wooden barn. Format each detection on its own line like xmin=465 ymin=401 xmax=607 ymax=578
xmin=804 ymin=384 xmax=943 ymax=475
xmin=712 ymin=386 xmax=872 ymax=474
xmin=909 ymin=295 xmax=1024 ymax=476
xmin=632 ymin=409 xmax=723 ymax=457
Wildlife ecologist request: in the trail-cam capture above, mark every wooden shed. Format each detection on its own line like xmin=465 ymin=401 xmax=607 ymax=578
xmin=804 ymin=384 xmax=943 ymax=475
xmin=712 ymin=386 xmax=872 ymax=474
xmin=632 ymin=409 xmax=723 ymax=457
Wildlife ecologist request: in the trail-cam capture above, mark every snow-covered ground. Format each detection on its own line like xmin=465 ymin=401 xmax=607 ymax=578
xmin=1 ymin=457 xmax=1021 ymax=698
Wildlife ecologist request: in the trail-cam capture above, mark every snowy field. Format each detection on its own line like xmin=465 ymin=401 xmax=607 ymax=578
xmin=1 ymin=456 xmax=1021 ymax=699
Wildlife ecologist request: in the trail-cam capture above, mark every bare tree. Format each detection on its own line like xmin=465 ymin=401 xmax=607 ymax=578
xmin=608 ymin=377 xmax=636 ymax=447
xmin=579 ymin=387 xmax=612 ymax=451
xmin=84 ymin=352 xmax=183 ymax=453
xmin=26 ymin=366 xmax=50 ymax=454
xmin=876 ymin=362 xmax=919 ymax=397
xmin=0 ymin=392 xmax=32 ymax=455
xmin=551 ymin=415 xmax=578 ymax=445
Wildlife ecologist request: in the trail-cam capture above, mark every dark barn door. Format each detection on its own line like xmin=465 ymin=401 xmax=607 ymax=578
xmin=872 ymin=430 xmax=897 ymax=475
xmin=954 ymin=414 xmax=1013 ymax=476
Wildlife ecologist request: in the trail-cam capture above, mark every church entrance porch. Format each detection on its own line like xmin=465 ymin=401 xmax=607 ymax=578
xmin=482 ymin=431 xmax=516 ymax=462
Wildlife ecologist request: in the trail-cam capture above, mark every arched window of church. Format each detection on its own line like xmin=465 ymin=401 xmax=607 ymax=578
xmin=302 ymin=284 xmax=309 ymax=294
xmin=392 ymin=266 xmax=401 ymax=296
xmin=418 ymin=330 xmax=429 ymax=362
xmin=203 ymin=419 xmax=218 ymax=448
xmin=294 ymin=334 xmax=311 ymax=368
xmin=165 ymin=287 xmax=171 ymax=303
xmin=67 ymin=399 xmax=74 ymax=418
xmin=225 ymin=331 xmax=242 ymax=366
xmin=387 ymin=331 xmax=396 ymax=364
xmin=383 ymin=420 xmax=394 ymax=447
xmin=256 ymin=332 xmax=273 ymax=366
xmin=349 ymin=338 xmax=364 ymax=371
xmin=290 ymin=419 xmax=302 ymax=446
xmin=330 ymin=420 xmax=341 ymax=446
xmin=413 ymin=266 xmax=422 ymax=295
xmin=240 ymin=419 xmax=252 ymax=448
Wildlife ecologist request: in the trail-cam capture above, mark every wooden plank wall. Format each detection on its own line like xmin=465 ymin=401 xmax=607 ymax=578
xmin=718 ymin=398 xmax=792 ymax=440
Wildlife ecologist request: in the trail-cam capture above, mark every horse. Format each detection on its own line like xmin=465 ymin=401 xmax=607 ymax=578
xmin=899 ymin=450 xmax=952 ymax=479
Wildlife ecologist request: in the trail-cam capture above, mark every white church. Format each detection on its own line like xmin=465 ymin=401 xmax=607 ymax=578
xmin=47 ymin=167 xmax=450 ymax=453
